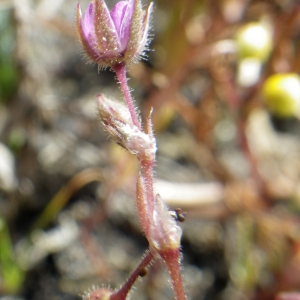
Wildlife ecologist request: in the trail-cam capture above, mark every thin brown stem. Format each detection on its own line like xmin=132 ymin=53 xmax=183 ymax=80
xmin=110 ymin=250 xmax=154 ymax=300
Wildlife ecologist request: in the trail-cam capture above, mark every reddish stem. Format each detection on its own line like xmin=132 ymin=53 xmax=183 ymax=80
xmin=110 ymin=250 xmax=154 ymax=300
xmin=113 ymin=63 xmax=141 ymax=130
xmin=112 ymin=61 xmax=187 ymax=300
xmin=159 ymin=247 xmax=187 ymax=300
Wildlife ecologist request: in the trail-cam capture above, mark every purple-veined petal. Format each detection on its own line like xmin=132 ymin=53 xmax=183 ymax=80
xmin=83 ymin=2 xmax=94 ymax=35
xmin=76 ymin=3 xmax=100 ymax=62
xmin=82 ymin=2 xmax=97 ymax=47
xmin=119 ymin=0 xmax=135 ymax=51
xmin=110 ymin=1 xmax=128 ymax=45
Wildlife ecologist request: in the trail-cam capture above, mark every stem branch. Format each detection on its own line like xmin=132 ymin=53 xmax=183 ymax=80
xmin=110 ymin=250 xmax=154 ymax=300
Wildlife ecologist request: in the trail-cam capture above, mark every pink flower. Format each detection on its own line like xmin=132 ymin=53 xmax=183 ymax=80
xmin=76 ymin=0 xmax=153 ymax=68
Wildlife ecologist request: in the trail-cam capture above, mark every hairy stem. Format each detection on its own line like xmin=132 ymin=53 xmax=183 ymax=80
xmin=110 ymin=250 xmax=154 ymax=300
xmin=113 ymin=63 xmax=141 ymax=129
xmin=159 ymin=248 xmax=187 ymax=300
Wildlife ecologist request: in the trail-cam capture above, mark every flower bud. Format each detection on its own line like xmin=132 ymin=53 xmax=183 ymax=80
xmin=82 ymin=287 xmax=112 ymax=300
xmin=98 ymin=94 xmax=156 ymax=161
xmin=149 ymin=194 xmax=182 ymax=254
xmin=76 ymin=0 xmax=153 ymax=68
xmin=98 ymin=94 xmax=133 ymax=126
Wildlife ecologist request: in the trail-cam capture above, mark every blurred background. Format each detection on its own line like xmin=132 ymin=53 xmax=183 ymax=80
xmin=1 ymin=0 xmax=300 ymax=299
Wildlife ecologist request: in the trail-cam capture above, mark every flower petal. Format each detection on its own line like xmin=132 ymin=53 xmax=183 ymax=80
xmin=119 ymin=0 xmax=135 ymax=51
xmin=110 ymin=1 xmax=128 ymax=49
xmin=83 ymin=2 xmax=96 ymax=39
xmin=94 ymin=0 xmax=122 ymax=57
xmin=76 ymin=3 xmax=100 ymax=62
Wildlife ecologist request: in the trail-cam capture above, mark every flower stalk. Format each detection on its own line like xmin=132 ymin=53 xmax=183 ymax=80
xmin=77 ymin=0 xmax=187 ymax=299
xmin=113 ymin=62 xmax=141 ymax=129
